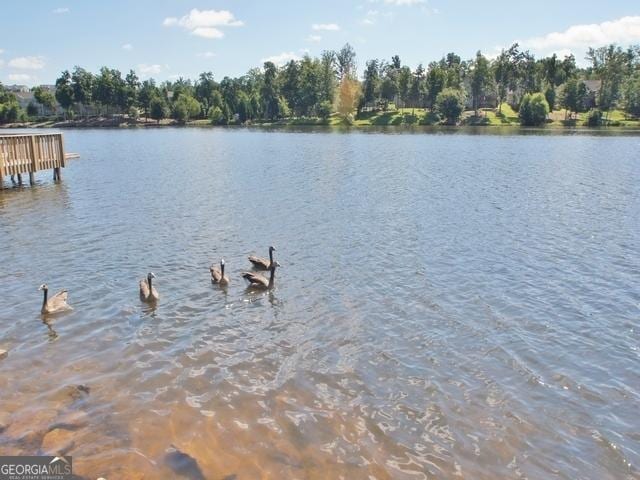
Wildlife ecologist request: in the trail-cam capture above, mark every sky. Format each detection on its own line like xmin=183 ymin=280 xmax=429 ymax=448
xmin=1 ymin=0 xmax=639 ymax=86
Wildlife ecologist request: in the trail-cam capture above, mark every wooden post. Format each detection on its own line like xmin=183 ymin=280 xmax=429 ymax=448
xmin=55 ymin=134 xmax=64 ymax=182
xmin=0 ymin=146 xmax=4 ymax=190
xmin=59 ymin=134 xmax=66 ymax=168
xmin=17 ymin=173 xmax=23 ymax=185
xmin=29 ymin=136 xmax=37 ymax=186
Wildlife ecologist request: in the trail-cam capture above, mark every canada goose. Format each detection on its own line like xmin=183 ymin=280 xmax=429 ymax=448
xmin=242 ymin=262 xmax=280 ymax=290
xmin=38 ymin=284 xmax=72 ymax=315
xmin=248 ymin=246 xmax=276 ymax=270
xmin=210 ymin=259 xmax=229 ymax=286
xmin=139 ymin=272 xmax=159 ymax=302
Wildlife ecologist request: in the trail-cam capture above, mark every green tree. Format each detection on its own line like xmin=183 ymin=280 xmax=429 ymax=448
xmin=319 ymin=50 xmax=337 ymax=106
xmin=561 ymin=78 xmax=578 ymax=118
xmin=280 ymin=60 xmax=301 ymax=115
xmin=172 ymin=94 xmax=201 ymax=123
xmin=236 ymin=91 xmax=253 ymax=122
xmin=587 ymin=44 xmax=630 ymax=113
xmin=623 ymin=72 xmax=640 ymax=117
xmin=93 ymin=67 xmax=117 ymax=114
xmin=261 ymin=61 xmax=281 ymax=119
xmin=409 ymin=64 xmax=425 ymax=111
xmin=520 ymin=52 xmax=541 ymax=94
xmin=0 ymin=102 xmax=23 ymax=123
xmin=436 ymin=87 xmax=465 ymax=124
xmin=380 ymin=71 xmax=398 ymax=110
xmin=33 ymin=86 xmax=57 ymax=115
xmin=27 ymin=102 xmax=39 ymax=117
xmin=544 ymin=86 xmax=556 ymax=111
xmin=125 ymin=70 xmax=140 ymax=110
xmin=208 ymin=106 xmax=225 ymax=125
xmin=397 ymin=66 xmax=412 ymax=109
xmin=519 ymin=92 xmax=549 ymax=126
xmin=441 ymin=52 xmax=464 ymax=89
xmin=317 ymin=100 xmax=332 ymax=120
xmin=336 ymin=43 xmax=357 ymax=80
xmin=71 ymin=66 xmax=94 ymax=115
xmin=149 ymin=96 xmax=168 ymax=123
xmin=138 ymin=80 xmax=158 ymax=120
xmin=362 ymin=60 xmax=381 ymax=109
xmin=298 ymin=56 xmax=322 ymax=116
xmin=493 ymin=44 xmax=521 ymax=113
xmin=55 ymin=70 xmax=75 ymax=117
xmin=426 ymin=63 xmax=446 ymax=109
xmin=195 ymin=72 xmax=218 ymax=117
xmin=470 ymin=51 xmax=491 ymax=114
xmin=585 ymin=108 xmax=603 ymax=126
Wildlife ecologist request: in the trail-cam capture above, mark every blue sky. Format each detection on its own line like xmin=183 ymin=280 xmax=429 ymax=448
xmin=1 ymin=1 xmax=639 ymax=86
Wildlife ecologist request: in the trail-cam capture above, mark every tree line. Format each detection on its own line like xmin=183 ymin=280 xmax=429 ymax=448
xmin=1 ymin=43 xmax=639 ymax=126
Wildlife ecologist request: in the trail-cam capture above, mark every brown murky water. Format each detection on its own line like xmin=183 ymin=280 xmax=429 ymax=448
xmin=1 ymin=128 xmax=639 ymax=479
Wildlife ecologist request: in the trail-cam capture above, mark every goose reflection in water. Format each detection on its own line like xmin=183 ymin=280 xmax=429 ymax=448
xmin=41 ymin=318 xmax=58 ymax=342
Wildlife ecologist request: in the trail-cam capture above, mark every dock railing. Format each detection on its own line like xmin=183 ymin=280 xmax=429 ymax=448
xmin=0 ymin=133 xmax=75 ymax=186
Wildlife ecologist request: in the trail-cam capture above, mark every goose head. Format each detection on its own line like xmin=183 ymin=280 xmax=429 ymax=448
xmin=38 ymin=284 xmax=48 ymax=291
xmin=269 ymin=246 xmax=276 ymax=253
xmin=147 ymin=272 xmax=156 ymax=281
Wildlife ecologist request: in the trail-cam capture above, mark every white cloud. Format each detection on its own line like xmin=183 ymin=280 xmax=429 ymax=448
xmin=306 ymin=34 xmax=322 ymax=42
xmin=8 ymin=56 xmax=45 ymax=70
xmin=261 ymin=52 xmax=301 ymax=66
xmin=197 ymin=51 xmax=216 ymax=58
xmin=137 ymin=64 xmax=165 ymax=75
xmin=523 ymin=16 xmax=640 ymax=51
xmin=362 ymin=10 xmax=379 ymax=25
xmin=8 ymin=73 xmax=32 ymax=82
xmin=163 ymin=9 xmax=243 ymax=39
xmin=191 ymin=27 xmax=224 ymax=39
xmin=0 ymin=49 xmax=4 ymax=54
xmin=53 ymin=7 xmax=69 ymax=14
xmin=122 ymin=43 xmax=133 ymax=51
xmin=312 ymin=23 xmax=339 ymax=31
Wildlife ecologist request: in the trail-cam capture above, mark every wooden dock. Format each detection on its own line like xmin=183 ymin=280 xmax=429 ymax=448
xmin=0 ymin=133 xmax=79 ymax=188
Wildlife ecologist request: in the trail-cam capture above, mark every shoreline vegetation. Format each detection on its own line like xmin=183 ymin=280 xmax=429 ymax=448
xmin=4 ymin=103 xmax=640 ymax=130
xmin=2 ymin=42 xmax=639 ymax=130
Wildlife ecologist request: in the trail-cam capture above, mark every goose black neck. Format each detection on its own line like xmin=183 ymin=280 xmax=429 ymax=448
xmin=42 ymin=287 xmax=48 ymax=307
xmin=268 ymin=266 xmax=276 ymax=288
xmin=269 ymin=249 xmax=274 ymax=267
xmin=221 ymin=263 xmax=225 ymax=277
xmin=148 ymin=276 xmax=153 ymax=290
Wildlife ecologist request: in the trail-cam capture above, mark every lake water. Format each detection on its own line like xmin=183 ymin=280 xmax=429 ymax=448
xmin=0 ymin=127 xmax=638 ymax=479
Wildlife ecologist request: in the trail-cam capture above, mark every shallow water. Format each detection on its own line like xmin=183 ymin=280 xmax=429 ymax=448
xmin=1 ymin=127 xmax=639 ymax=479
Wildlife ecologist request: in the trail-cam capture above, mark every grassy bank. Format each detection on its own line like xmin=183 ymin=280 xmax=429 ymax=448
xmin=3 ymin=104 xmax=640 ymax=130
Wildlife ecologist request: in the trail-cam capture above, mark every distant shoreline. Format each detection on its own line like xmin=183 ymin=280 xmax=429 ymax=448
xmin=3 ymin=105 xmax=640 ymax=131
xmin=3 ymin=117 xmax=640 ymax=132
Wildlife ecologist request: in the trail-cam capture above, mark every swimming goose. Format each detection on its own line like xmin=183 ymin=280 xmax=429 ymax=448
xmin=139 ymin=272 xmax=159 ymax=302
xmin=242 ymin=262 xmax=279 ymax=290
xmin=39 ymin=284 xmax=72 ymax=315
xmin=248 ymin=246 xmax=276 ymax=270
xmin=210 ymin=259 xmax=229 ymax=286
